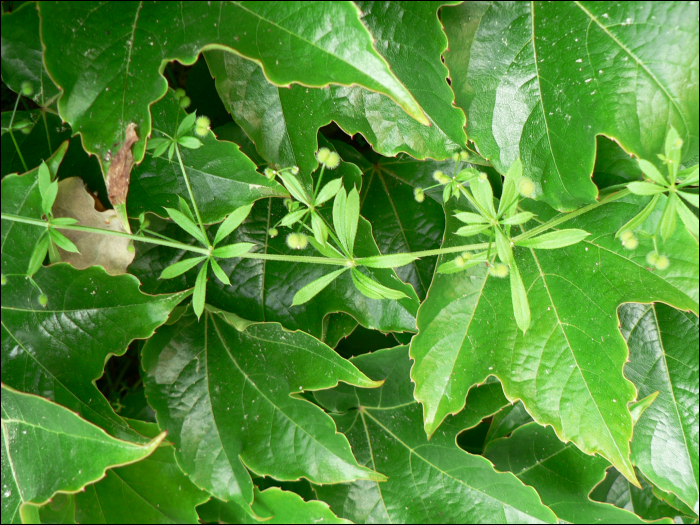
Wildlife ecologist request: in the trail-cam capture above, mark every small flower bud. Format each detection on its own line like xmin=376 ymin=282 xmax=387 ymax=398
xmin=291 ymin=166 xmax=300 ymax=175
xmin=433 ymin=170 xmax=449 ymax=184
xmin=269 ymin=228 xmax=278 ymax=237
xmin=324 ymin=151 xmax=340 ymax=169
xmin=194 ymin=116 xmax=211 ymax=137
xmin=452 ymin=152 xmax=461 ymax=163
xmin=179 ymin=96 xmax=191 ymax=109
xmin=478 ymin=172 xmax=488 ymax=182
xmin=459 ymin=151 xmax=470 ymax=162
xmin=174 ymin=88 xmax=186 ymax=99
xmin=21 ymin=81 xmax=34 ymax=97
xmin=316 ymin=148 xmax=330 ymax=163
xmin=264 ymin=168 xmax=276 ymax=180
xmin=654 ymin=255 xmax=669 ymax=270
xmin=286 ymin=232 xmax=308 ymax=250
xmin=1 ymin=274 xmax=6 ymax=285
xmin=461 ymin=251 xmax=473 ymax=260
xmin=621 ymin=233 xmax=638 ymax=250
xmin=39 ymin=293 xmax=48 ymax=307
xmin=454 ymin=256 xmax=465 ymax=267
xmin=620 ymin=230 xmax=635 ymax=243
xmin=646 ymin=251 xmax=659 ymax=266
xmin=488 ymin=263 xmax=509 ymax=278
xmin=413 ymin=187 xmax=425 ymax=203
xmin=518 ymin=177 xmax=535 ymax=198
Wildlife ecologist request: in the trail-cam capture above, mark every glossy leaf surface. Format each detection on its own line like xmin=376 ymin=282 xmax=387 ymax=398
xmin=484 ymin=422 xmax=669 ymax=524
xmin=1 ymin=386 xmax=163 ymax=523
xmin=142 ymin=309 xmax=384 ymax=509
xmin=443 ymin=1 xmax=699 ymax=209
xmin=73 ymin=421 xmax=209 ymax=524
xmin=313 ymin=346 xmax=556 ymax=524
xmin=40 ymin=1 xmax=426 ymax=174
xmin=131 ymin=199 xmax=420 ymax=338
xmin=620 ymin=303 xmax=699 ymax=512
xmin=411 ymin=194 xmax=699 ymax=483
xmin=206 ymin=2 xmax=464 ymax=189
xmin=128 ymin=92 xmax=286 ymax=223
xmin=197 ymin=488 xmax=349 ymax=524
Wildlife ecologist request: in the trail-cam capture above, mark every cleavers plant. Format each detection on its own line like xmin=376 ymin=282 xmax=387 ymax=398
xmin=1 ymin=2 xmax=698 ymax=524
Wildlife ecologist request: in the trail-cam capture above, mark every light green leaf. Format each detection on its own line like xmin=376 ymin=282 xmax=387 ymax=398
xmin=176 ymin=136 xmax=202 ymax=150
xmin=278 ymin=172 xmax=311 ymax=206
xmin=178 ymin=196 xmax=196 ymax=225
xmin=193 ymin=260 xmax=208 ymax=319
xmin=176 ymin=111 xmax=198 ymax=138
xmin=455 ymin=211 xmax=489 ymax=224
xmin=628 ymin=181 xmax=667 ymax=195
xmin=679 ymin=190 xmax=699 ymax=208
xmin=1 ymin=385 xmax=164 ymax=523
xmin=499 ymin=158 xmax=523 ymax=217
xmin=444 ymin=1 xmax=699 ymax=210
xmin=638 ymin=159 xmax=669 ymax=186
xmin=159 ymin=256 xmax=206 ymax=280
xmin=484 ymin=422 xmax=668 ymax=524
xmin=214 ymin=204 xmax=254 ymax=246
xmin=279 ymin=208 xmax=308 ymax=228
xmin=501 ymin=212 xmax=535 ymax=226
xmin=142 ymin=310 xmax=384 ymax=510
xmin=509 ymin=261 xmax=531 ymax=333
xmin=676 ymin=198 xmax=699 ymax=240
xmin=515 ymin=229 xmax=591 ymax=250
xmin=495 ymin=227 xmax=514 ymax=264
xmin=209 ymin=258 xmax=231 ymax=286
xmin=471 ymin=176 xmax=496 ymax=218
xmin=292 ymin=268 xmax=350 ymax=307
xmin=410 ymin=195 xmax=699 ymax=484
xmin=620 ymin=303 xmax=699 ymax=513
xmin=357 ymin=253 xmax=419 ymax=269
xmin=26 ymin=233 xmax=48 ymax=277
xmin=73 ymin=420 xmax=209 ymax=524
xmin=315 ymin=177 xmax=344 ymax=206
xmin=456 ymin=224 xmax=491 ymax=237
xmin=48 ymin=228 xmax=80 ymax=254
xmin=211 ymin=242 xmax=255 ymax=259
xmin=164 ymin=207 xmax=206 ymax=245
xmin=615 ymin=194 xmax=660 ymax=238
xmin=351 ymin=268 xmax=409 ymax=301
xmin=484 ymin=402 xmax=533 ymax=446
xmin=41 ymin=1 xmax=428 ymax=179
xmin=345 ymin=188 xmax=360 ymax=255
xmin=311 ymin=212 xmax=329 ymax=246
xmin=197 ymin=487 xmax=350 ymax=524
xmin=333 ymin=188 xmax=349 ymax=253
xmin=206 ymin=2 xmax=464 ymax=188
xmin=659 ymin=194 xmax=678 ymax=241
xmin=313 ymin=347 xmax=557 ymax=524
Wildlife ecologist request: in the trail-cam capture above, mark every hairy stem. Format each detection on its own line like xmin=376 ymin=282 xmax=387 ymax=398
xmin=174 ymin=144 xmax=210 ymax=248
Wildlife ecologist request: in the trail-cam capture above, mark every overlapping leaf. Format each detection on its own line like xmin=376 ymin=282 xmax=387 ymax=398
xmin=206 ymin=1 xmax=464 ymax=189
xmin=443 ymin=1 xmax=699 ymax=209
xmin=197 ymin=488 xmax=349 ymax=524
xmin=1 ymin=386 xmax=164 ymax=524
xmin=141 ymin=309 xmax=384 ymax=510
xmin=73 ymin=420 xmax=209 ymax=524
xmin=131 ymin=199 xmax=420 ymax=338
xmin=411 ymin=194 xmax=699 ymax=484
xmin=128 ymin=91 xmax=286 ymax=223
xmin=40 ymin=1 xmax=427 ymax=176
xmin=0 ymin=2 xmax=59 ymax=105
xmin=484 ymin=422 xmax=670 ymax=524
xmin=312 ymin=346 xmax=556 ymax=524
xmin=620 ymin=303 xmax=699 ymax=513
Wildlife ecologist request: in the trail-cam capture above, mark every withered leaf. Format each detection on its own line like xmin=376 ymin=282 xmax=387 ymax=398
xmin=106 ymin=122 xmax=139 ymax=206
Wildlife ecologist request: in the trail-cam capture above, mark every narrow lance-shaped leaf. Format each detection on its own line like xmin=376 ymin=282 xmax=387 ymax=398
xmin=160 ymin=256 xmax=206 ymax=280
xmin=192 ymin=259 xmax=208 ymax=319
xmin=313 ymin=346 xmax=558 ymax=524
xmin=515 ymin=229 xmax=591 ymax=249
xmin=292 ymin=268 xmax=350 ymax=307
xmin=1 ymin=385 xmax=164 ymax=523
xmin=142 ymin=309 xmax=384 ymax=511
xmin=164 ymin=207 xmax=206 ymax=245
xmin=410 ymin=194 xmax=699 ymax=484
xmin=214 ymin=204 xmax=254 ymax=246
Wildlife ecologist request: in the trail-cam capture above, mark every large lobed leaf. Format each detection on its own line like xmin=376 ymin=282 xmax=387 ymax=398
xmin=39 ymin=1 xmax=427 ymax=176
xmin=312 ymin=346 xmax=557 ymax=524
xmin=142 ymin=308 xmax=385 ymax=511
xmin=410 ymin=194 xmax=699 ymax=484
xmin=1 ymin=386 xmax=164 ymax=524
xmin=620 ymin=302 xmax=699 ymax=514
xmin=206 ymin=1 xmax=465 ymax=188
xmin=443 ymin=1 xmax=699 ymax=209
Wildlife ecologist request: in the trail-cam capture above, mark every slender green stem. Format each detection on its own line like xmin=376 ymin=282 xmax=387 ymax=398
xmin=41 ymin=110 xmax=52 ymax=154
xmin=458 ymin=185 xmax=490 ymax=218
xmin=174 ymin=144 xmax=210 ymax=248
xmin=8 ymin=94 xmax=28 ymax=173
xmin=313 ymin=164 xmax=326 ymax=202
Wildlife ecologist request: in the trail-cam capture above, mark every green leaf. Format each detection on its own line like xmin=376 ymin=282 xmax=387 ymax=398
xmin=209 ymin=257 xmax=231 ymax=286
xmin=0 ymin=2 xmax=60 ymax=106
xmin=206 ymin=2 xmax=464 ymax=188
xmin=159 ymin=256 xmax=206 ymax=280
xmin=1 ymin=385 xmax=164 ymax=523
xmin=484 ymin=422 xmax=668 ymax=524
xmin=679 ymin=190 xmax=699 ymax=208
xmin=311 ymin=212 xmax=329 ymax=246
xmin=279 ymin=208 xmax=308 ymax=228
xmin=495 ymin=227 xmax=514 ymax=264
xmin=313 ymin=346 xmax=557 ymax=524
xmin=277 ymin=172 xmax=311 ymax=206
xmin=509 ymin=261 xmax=531 ymax=333
xmin=351 ymin=268 xmax=409 ymax=301
xmin=455 ymin=211 xmax=490 ymax=224
xmin=498 ymin=158 xmax=523 ymax=217
xmin=197 ymin=487 xmax=350 ymax=524
xmin=591 ymin=468 xmax=690 ymax=522
xmin=501 ymin=212 xmax=535 ymax=226
xmin=628 ymin=181 xmax=667 ymax=196
xmin=121 ymin=91 xmax=286 ymax=224
xmin=659 ymin=193 xmax=678 ymax=241
xmin=214 ymin=204 xmax=254 ymax=246
xmin=315 ymin=177 xmax=344 ymax=206
xmin=484 ymin=402 xmax=533 ymax=446
xmin=292 ymin=268 xmax=350 ymax=307
xmin=620 ymin=303 xmax=699 ymax=513
xmin=515 ymin=229 xmax=591 ymax=250
xmin=615 ymin=194 xmax=660 ymax=238
xmin=176 ymin=111 xmax=198 ymax=138
xmin=443 ymin=1 xmax=699 ymax=210
xmin=73 ymin=421 xmax=209 ymax=524
xmin=37 ymin=161 xmax=51 ymax=202
xmin=455 ymin=224 xmax=491 ymax=237
xmin=130 ymin=201 xmax=419 ymax=338
xmin=48 ymin=228 xmax=80 ymax=254
xmin=638 ymin=159 xmax=669 ymax=186
xmin=676 ymin=198 xmax=699 ymax=240
xmin=356 ymin=253 xmax=419 ymax=269
xmin=410 ymin=195 xmax=699 ymax=484
xmin=1 ymin=263 xmax=188 ymax=442
xmin=471 ymin=176 xmax=496 ymax=218
xmin=164 ymin=207 xmax=206 ymax=245
xmin=211 ymin=242 xmax=255 ymax=259
xmin=192 ymin=259 xmax=208 ymax=319
xmin=142 ymin=310 xmax=384 ymax=510
xmin=26 ymin=232 xmax=48 ymax=277
xmin=41 ymin=1 xmax=426 ymax=177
